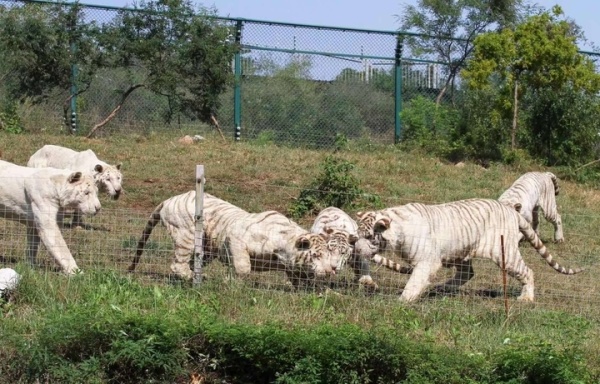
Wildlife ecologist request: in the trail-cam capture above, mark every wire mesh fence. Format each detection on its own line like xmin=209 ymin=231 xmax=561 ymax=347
xmin=0 ymin=0 xmax=454 ymax=147
xmin=0 ymin=171 xmax=598 ymax=319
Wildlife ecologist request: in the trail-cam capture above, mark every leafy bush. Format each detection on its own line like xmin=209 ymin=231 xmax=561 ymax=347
xmin=401 ymin=95 xmax=458 ymax=156
xmin=524 ymin=85 xmax=600 ymax=166
xmin=493 ymin=338 xmax=591 ymax=384
xmin=0 ymin=102 xmax=23 ymax=134
xmin=288 ymin=155 xmax=382 ymax=218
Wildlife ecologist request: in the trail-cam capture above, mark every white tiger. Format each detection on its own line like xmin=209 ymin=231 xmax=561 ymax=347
xmin=310 ymin=207 xmax=412 ymax=290
xmin=0 ymin=160 xmax=100 ymax=274
xmin=129 ymin=191 xmax=337 ymax=284
xmin=356 ymin=199 xmax=583 ymax=303
xmin=498 ymin=171 xmax=563 ymax=243
xmin=28 ymin=145 xmax=122 ymax=227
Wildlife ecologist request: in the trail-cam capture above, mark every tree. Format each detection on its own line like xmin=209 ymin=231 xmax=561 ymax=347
xmin=0 ymin=2 xmax=102 ymax=126
xmin=90 ymin=0 xmax=235 ymax=137
xmin=462 ymin=6 xmax=600 ymax=150
xmin=398 ymin=0 xmax=526 ymax=105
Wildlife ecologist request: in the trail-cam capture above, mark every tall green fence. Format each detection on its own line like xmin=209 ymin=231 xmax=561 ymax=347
xmin=5 ymin=1 xmax=598 ymax=148
xmin=0 ymin=0 xmax=455 ymax=147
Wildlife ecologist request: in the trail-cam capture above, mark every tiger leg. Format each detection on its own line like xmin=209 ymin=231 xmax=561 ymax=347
xmin=400 ymin=261 xmax=443 ymax=303
xmin=545 ymin=209 xmax=564 ymax=243
xmin=169 ymin=228 xmax=194 ymax=280
xmin=170 ymin=245 xmax=193 ymax=280
xmin=436 ymin=259 xmax=474 ymax=291
xmin=228 ymin=241 xmax=252 ymax=277
xmin=496 ymin=249 xmax=535 ymax=301
xmin=349 ymin=253 xmax=378 ymax=290
xmin=532 ymin=205 xmax=541 ymax=236
xmin=71 ymin=210 xmax=85 ymax=229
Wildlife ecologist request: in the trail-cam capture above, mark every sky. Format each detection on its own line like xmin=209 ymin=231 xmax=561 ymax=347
xmin=81 ymin=0 xmax=600 ymax=51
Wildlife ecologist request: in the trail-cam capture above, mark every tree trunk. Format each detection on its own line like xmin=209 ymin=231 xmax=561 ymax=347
xmin=511 ymin=79 xmax=519 ymax=150
xmin=86 ymin=84 xmax=145 ymax=138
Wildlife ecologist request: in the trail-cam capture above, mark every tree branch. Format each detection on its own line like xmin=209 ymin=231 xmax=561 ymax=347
xmin=86 ymin=84 xmax=145 ymax=138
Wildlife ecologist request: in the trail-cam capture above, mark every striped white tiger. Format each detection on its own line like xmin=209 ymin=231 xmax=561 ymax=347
xmin=498 ymin=171 xmax=564 ymax=243
xmin=356 ymin=198 xmax=583 ymax=303
xmin=310 ymin=207 xmax=412 ymax=289
xmin=129 ymin=191 xmax=337 ymax=284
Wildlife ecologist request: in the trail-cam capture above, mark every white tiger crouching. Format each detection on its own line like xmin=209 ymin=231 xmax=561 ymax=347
xmin=0 ymin=160 xmax=101 ymax=274
xmin=312 ymin=206 xmax=411 ymax=290
xmin=498 ymin=171 xmax=563 ymax=243
xmin=28 ymin=145 xmax=122 ymax=227
xmin=311 ymin=207 xmax=413 ymax=286
xmin=356 ymin=199 xmax=583 ymax=303
xmin=129 ymin=191 xmax=337 ymax=284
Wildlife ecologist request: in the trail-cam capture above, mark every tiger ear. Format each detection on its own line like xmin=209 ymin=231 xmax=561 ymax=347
xmin=295 ymin=235 xmax=312 ymax=250
xmin=374 ymin=217 xmax=391 ymax=233
xmin=356 ymin=211 xmax=364 ymax=219
xmin=349 ymin=234 xmax=359 ymax=245
xmin=514 ymin=203 xmax=522 ymax=213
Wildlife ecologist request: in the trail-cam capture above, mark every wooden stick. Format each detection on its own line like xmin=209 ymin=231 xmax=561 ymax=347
xmin=500 ymin=235 xmax=509 ymax=319
xmin=210 ymin=114 xmax=226 ymax=141
xmin=575 ymin=159 xmax=600 ymax=172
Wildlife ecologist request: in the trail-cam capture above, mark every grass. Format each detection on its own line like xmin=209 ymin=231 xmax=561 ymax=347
xmin=1 ymin=129 xmax=600 ymax=381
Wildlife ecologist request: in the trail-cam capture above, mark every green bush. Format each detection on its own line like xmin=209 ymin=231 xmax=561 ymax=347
xmin=0 ymin=101 xmax=23 ymax=134
xmin=288 ymin=155 xmax=382 ymax=218
xmin=524 ymin=85 xmax=600 ymax=167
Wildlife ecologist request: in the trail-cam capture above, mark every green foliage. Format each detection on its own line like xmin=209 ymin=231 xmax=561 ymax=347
xmin=524 ymin=85 xmax=600 ymax=166
xmin=0 ymin=3 xmax=101 ymax=102
xmin=493 ymin=338 xmax=591 ymax=383
xmin=98 ymin=0 xmax=235 ymax=123
xmin=400 ymin=95 xmax=459 ymax=157
xmin=399 ymin=0 xmax=526 ymax=105
xmin=0 ymin=102 xmax=23 ymax=134
xmin=289 ymin=155 xmax=381 ymax=218
xmin=222 ymin=55 xmax=394 ymax=147
xmin=451 ymin=87 xmax=511 ymax=162
xmin=463 ymin=5 xmax=600 ymax=152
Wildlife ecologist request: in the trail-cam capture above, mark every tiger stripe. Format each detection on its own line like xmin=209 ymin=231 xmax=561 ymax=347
xmin=356 ymin=198 xmax=583 ymax=302
xmin=498 ymin=171 xmax=564 ymax=242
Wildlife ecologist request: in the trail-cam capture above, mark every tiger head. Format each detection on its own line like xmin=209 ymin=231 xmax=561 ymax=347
xmin=499 ymin=199 xmax=523 ymax=213
xmin=320 ymin=227 xmax=358 ymax=271
xmin=356 ymin=211 xmax=391 ymax=254
xmin=293 ymin=233 xmax=335 ymax=277
xmin=93 ymin=163 xmax=123 ymax=200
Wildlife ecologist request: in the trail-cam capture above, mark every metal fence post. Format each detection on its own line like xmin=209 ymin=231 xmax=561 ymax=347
xmin=69 ymin=21 xmax=78 ymax=134
xmin=233 ymin=19 xmax=243 ymax=141
xmin=394 ymin=35 xmax=404 ymax=144
xmin=193 ymin=165 xmax=205 ymax=286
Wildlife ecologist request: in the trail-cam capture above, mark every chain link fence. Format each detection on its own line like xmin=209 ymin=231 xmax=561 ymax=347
xmin=0 ymin=0 xmax=453 ymax=146
xmin=0 ymin=174 xmax=598 ymax=318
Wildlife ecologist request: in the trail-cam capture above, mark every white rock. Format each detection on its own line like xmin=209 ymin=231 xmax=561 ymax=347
xmin=0 ymin=268 xmax=20 ymax=295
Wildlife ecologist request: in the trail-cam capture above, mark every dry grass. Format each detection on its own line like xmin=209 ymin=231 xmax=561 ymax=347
xmin=2 ymin=130 xmax=600 ymax=365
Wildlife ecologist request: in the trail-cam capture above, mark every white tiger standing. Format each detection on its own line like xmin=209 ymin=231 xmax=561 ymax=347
xmin=129 ymin=191 xmax=338 ymax=284
xmin=498 ymin=171 xmax=563 ymax=242
xmin=0 ymin=160 xmax=101 ymax=274
xmin=28 ymin=144 xmax=123 ymax=199
xmin=28 ymin=145 xmax=122 ymax=227
xmin=356 ymin=199 xmax=583 ymax=303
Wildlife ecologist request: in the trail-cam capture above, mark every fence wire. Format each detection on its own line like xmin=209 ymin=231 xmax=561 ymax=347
xmin=0 ymin=181 xmax=598 ymax=318
xmin=0 ymin=0 xmax=454 ymax=146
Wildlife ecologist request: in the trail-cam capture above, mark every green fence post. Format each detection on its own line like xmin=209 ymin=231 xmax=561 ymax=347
xmin=70 ymin=48 xmax=78 ymax=134
xmin=394 ymin=35 xmax=403 ymax=144
xmin=69 ymin=15 xmax=78 ymax=135
xmin=233 ymin=19 xmax=243 ymax=141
